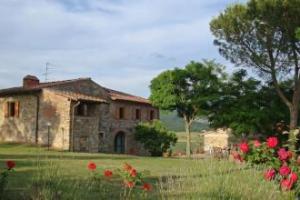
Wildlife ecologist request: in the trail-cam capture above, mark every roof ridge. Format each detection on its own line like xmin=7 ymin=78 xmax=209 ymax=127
xmin=39 ymin=77 xmax=91 ymax=85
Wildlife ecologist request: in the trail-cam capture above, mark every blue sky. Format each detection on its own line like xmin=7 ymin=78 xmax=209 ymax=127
xmin=0 ymin=0 xmax=245 ymax=97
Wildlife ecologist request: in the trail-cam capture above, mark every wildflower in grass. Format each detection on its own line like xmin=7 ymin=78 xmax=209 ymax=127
xmin=239 ymin=142 xmax=249 ymax=153
xmin=88 ymin=162 xmax=97 ymax=171
xmin=123 ymin=163 xmax=132 ymax=172
xmin=6 ymin=160 xmax=16 ymax=170
xmin=281 ymin=179 xmax=293 ymax=191
xmin=277 ymin=148 xmax=290 ymax=161
xmin=124 ymin=181 xmax=135 ymax=188
xmin=130 ymin=168 xmax=137 ymax=177
xmin=266 ymin=137 xmax=278 ymax=148
xmin=279 ymin=165 xmax=291 ymax=176
xmin=264 ymin=169 xmax=276 ymax=181
xmin=142 ymin=183 xmax=152 ymax=191
xmin=253 ymin=140 xmax=261 ymax=148
xmin=104 ymin=169 xmax=113 ymax=178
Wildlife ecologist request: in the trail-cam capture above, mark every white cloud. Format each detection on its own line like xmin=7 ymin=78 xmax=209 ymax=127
xmin=0 ymin=0 xmax=246 ymax=97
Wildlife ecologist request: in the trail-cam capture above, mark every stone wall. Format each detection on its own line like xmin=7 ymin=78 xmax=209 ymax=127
xmin=103 ymin=101 xmax=159 ymax=155
xmin=0 ymin=95 xmax=38 ymax=143
xmin=203 ymin=129 xmax=232 ymax=152
xmin=38 ymin=89 xmax=71 ymax=150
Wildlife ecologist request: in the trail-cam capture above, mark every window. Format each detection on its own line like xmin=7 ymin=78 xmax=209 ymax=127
xmin=135 ymin=109 xmax=141 ymax=120
xmin=150 ymin=110 xmax=155 ymax=120
xmin=4 ymin=101 xmax=19 ymax=118
xmin=76 ymin=103 xmax=88 ymax=116
xmin=119 ymin=107 xmax=125 ymax=119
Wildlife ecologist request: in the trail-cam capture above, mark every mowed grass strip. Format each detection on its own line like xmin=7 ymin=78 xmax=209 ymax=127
xmin=0 ymin=143 xmax=293 ymax=200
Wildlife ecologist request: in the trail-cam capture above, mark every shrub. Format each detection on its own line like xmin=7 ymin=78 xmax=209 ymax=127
xmin=134 ymin=120 xmax=177 ymax=156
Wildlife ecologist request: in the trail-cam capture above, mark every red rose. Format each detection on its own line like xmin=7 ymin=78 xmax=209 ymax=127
xmin=104 ymin=169 xmax=113 ymax=178
xmin=279 ymin=165 xmax=291 ymax=176
xmin=277 ymin=148 xmax=290 ymax=161
xmin=130 ymin=168 xmax=137 ymax=177
xmin=87 ymin=162 xmax=96 ymax=171
xmin=290 ymin=172 xmax=298 ymax=183
xmin=266 ymin=137 xmax=278 ymax=148
xmin=253 ymin=140 xmax=261 ymax=148
xmin=239 ymin=142 xmax=249 ymax=153
xmin=264 ymin=169 xmax=276 ymax=181
xmin=281 ymin=179 xmax=293 ymax=191
xmin=6 ymin=160 xmax=16 ymax=170
xmin=124 ymin=181 xmax=135 ymax=188
xmin=142 ymin=183 xmax=152 ymax=191
xmin=123 ymin=163 xmax=133 ymax=172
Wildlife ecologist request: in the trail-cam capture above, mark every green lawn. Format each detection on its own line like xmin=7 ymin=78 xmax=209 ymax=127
xmin=0 ymin=143 xmax=294 ymax=200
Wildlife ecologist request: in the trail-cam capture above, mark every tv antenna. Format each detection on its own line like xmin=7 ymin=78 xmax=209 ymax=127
xmin=43 ymin=62 xmax=55 ymax=81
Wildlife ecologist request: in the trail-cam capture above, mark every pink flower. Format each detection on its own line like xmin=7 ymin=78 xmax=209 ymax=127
xmin=253 ymin=140 xmax=261 ymax=148
xmin=104 ymin=169 xmax=113 ymax=178
xmin=239 ymin=142 xmax=249 ymax=153
xmin=232 ymin=151 xmax=243 ymax=162
xmin=130 ymin=168 xmax=137 ymax=177
xmin=277 ymin=148 xmax=290 ymax=161
xmin=266 ymin=137 xmax=278 ymax=148
xmin=142 ymin=183 xmax=152 ymax=191
xmin=279 ymin=165 xmax=291 ymax=176
xmin=281 ymin=179 xmax=293 ymax=191
xmin=290 ymin=172 xmax=298 ymax=183
xmin=264 ymin=169 xmax=276 ymax=181
xmin=124 ymin=181 xmax=135 ymax=188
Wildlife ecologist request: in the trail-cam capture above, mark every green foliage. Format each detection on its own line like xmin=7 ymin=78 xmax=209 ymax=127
xmin=210 ymin=0 xmax=300 ymax=132
xmin=134 ymin=120 xmax=177 ymax=156
xmin=150 ymin=60 xmax=224 ymax=155
xmin=209 ymin=69 xmax=290 ymax=135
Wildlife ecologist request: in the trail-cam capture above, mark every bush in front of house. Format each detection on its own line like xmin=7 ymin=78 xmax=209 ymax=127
xmin=134 ymin=120 xmax=177 ymax=156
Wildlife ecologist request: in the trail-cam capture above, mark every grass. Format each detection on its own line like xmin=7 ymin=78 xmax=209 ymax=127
xmin=0 ymin=143 xmax=295 ymax=200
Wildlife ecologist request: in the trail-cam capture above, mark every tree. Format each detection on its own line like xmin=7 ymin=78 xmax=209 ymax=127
xmin=209 ymin=69 xmax=290 ymax=136
xmin=134 ymin=120 xmax=177 ymax=156
xmin=150 ymin=61 xmax=224 ymax=156
xmin=210 ymin=0 xmax=300 ymax=131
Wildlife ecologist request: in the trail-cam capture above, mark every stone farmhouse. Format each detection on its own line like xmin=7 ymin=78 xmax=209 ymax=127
xmin=0 ymin=75 xmax=159 ymax=155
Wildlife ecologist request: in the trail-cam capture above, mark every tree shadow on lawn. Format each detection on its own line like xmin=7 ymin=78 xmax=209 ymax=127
xmin=0 ymin=153 xmax=137 ymax=161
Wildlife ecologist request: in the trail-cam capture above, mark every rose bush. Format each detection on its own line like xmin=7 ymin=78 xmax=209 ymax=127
xmin=232 ymin=136 xmax=300 ymax=194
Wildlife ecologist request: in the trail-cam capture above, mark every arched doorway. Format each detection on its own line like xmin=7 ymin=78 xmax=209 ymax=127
xmin=114 ymin=131 xmax=125 ymax=154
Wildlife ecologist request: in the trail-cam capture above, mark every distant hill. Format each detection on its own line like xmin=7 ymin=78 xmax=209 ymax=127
xmin=160 ymin=111 xmax=209 ymax=132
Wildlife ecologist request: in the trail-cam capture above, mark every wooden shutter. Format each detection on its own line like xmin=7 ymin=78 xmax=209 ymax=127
xmin=3 ymin=102 xmax=8 ymax=118
xmin=15 ymin=101 xmax=20 ymax=118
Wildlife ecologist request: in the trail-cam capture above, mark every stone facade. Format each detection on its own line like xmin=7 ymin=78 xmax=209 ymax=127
xmin=203 ymin=128 xmax=232 ymax=152
xmin=0 ymin=76 xmax=159 ymax=155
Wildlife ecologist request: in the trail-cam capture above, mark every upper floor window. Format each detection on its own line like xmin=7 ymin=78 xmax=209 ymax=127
xmin=119 ymin=107 xmax=125 ymax=119
xmin=76 ymin=103 xmax=88 ymax=116
xmin=150 ymin=110 xmax=155 ymax=120
xmin=4 ymin=101 xmax=19 ymax=118
xmin=135 ymin=109 xmax=141 ymax=120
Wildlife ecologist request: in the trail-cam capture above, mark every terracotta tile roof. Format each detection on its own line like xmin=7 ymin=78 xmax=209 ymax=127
xmin=0 ymin=77 xmax=151 ymax=104
xmin=47 ymin=89 xmax=107 ymax=103
xmin=103 ymin=88 xmax=151 ymax=104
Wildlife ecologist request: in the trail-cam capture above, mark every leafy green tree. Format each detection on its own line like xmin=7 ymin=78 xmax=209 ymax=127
xmin=210 ymin=0 xmax=300 ymax=131
xmin=150 ymin=61 xmax=224 ymax=156
xmin=134 ymin=120 xmax=177 ymax=156
xmin=209 ymin=69 xmax=290 ymax=135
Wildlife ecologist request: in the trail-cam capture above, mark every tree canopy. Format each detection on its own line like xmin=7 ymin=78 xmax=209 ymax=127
xmin=150 ymin=60 xmax=224 ymax=156
xmin=210 ymin=0 xmax=300 ymax=130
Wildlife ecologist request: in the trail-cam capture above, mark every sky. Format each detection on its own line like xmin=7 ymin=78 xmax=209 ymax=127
xmin=0 ymin=0 xmax=245 ymax=98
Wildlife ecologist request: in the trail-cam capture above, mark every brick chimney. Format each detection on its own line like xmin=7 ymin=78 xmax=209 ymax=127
xmin=23 ymin=75 xmax=40 ymax=88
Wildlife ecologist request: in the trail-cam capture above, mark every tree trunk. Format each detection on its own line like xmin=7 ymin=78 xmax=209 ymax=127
xmin=290 ymin=106 xmax=299 ymax=130
xmin=185 ymin=121 xmax=191 ymax=157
